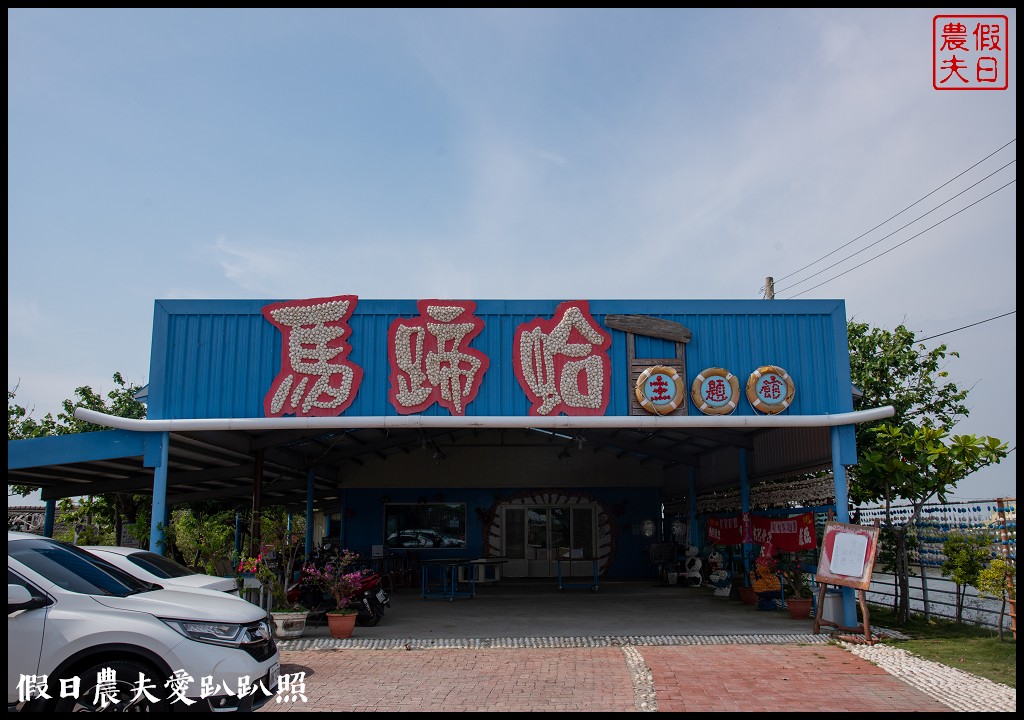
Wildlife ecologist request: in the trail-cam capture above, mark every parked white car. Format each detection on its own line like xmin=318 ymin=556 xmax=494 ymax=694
xmin=8 ymin=531 xmax=280 ymax=712
xmin=386 ymin=529 xmax=463 ymax=548
xmin=81 ymin=545 xmax=241 ymax=597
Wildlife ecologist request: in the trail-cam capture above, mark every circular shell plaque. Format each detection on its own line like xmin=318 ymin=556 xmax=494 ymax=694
xmin=746 ymin=365 xmax=795 ymax=414
xmin=634 ymin=365 xmax=685 ymax=415
xmin=690 ymin=367 xmax=741 ymax=415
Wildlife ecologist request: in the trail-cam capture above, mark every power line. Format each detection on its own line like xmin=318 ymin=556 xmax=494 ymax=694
xmin=782 ymin=178 xmax=1016 ymax=298
xmin=776 ymin=162 xmax=1015 ymax=294
xmin=917 ymin=311 xmax=1016 ymax=342
xmin=776 ymin=139 xmax=1016 ymax=285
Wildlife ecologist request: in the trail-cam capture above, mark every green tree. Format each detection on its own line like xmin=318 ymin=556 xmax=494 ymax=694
xmin=8 ymin=385 xmax=59 ymax=440
xmin=52 ymin=496 xmax=117 ymax=546
xmin=847 ymin=322 xmax=1009 ymax=625
xmin=856 ymin=425 xmax=1007 ymax=624
xmin=168 ymin=506 xmax=238 ymax=574
xmin=874 ymin=524 xmax=920 ymax=614
xmin=256 ymin=506 xmax=307 ymax=611
xmin=8 ymin=373 xmax=149 ymax=543
xmin=941 ymin=530 xmax=996 ymax=624
xmin=847 ymin=321 xmax=970 ymax=440
xmin=976 ymin=557 xmax=1015 ymax=641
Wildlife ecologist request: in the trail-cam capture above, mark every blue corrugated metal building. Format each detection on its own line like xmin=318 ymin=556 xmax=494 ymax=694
xmin=9 ymin=296 xmax=890 ymax=591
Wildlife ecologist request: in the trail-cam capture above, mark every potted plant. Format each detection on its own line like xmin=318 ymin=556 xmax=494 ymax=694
xmin=301 ymin=549 xmax=363 ymax=639
xmin=234 ymin=549 xmax=308 ymax=639
xmin=263 ymin=559 xmax=308 ymax=639
xmin=781 ymin=554 xmax=814 ymax=619
xmin=256 ymin=509 xmax=309 ymax=639
xmin=749 ymin=551 xmax=782 ymax=610
xmin=235 ymin=553 xmax=261 ymax=596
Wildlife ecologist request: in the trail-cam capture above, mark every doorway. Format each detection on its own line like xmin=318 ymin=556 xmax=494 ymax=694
xmin=501 ymin=504 xmax=596 ymax=578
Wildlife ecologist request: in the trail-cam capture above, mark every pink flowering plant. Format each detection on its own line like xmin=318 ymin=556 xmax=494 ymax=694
xmin=301 ymin=548 xmax=363 ymax=614
xmin=237 ymin=554 xmax=261 ymax=575
xmin=236 ymin=553 xmax=289 ymax=606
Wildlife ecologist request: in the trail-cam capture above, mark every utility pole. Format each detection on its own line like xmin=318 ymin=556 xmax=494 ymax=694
xmin=764 ymin=276 xmax=775 ymax=300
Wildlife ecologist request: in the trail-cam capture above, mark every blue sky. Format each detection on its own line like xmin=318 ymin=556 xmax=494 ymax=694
xmin=8 ymin=8 xmax=1016 ymax=503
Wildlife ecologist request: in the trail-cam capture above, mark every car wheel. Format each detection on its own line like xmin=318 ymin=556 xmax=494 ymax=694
xmin=53 ymin=659 xmax=170 ymax=712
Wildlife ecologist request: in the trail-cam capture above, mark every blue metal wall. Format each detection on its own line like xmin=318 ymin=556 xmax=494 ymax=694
xmin=328 ymin=485 xmax=661 ymax=579
xmin=146 ymin=298 xmax=852 ymax=421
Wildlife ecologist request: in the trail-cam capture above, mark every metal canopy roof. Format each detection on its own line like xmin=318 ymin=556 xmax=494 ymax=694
xmin=8 ymin=422 xmax=843 ymax=512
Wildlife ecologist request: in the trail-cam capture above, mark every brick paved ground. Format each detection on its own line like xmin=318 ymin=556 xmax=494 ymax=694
xmin=258 ymin=644 xmax=952 ymax=712
xmin=644 ymin=645 xmax=951 ymax=713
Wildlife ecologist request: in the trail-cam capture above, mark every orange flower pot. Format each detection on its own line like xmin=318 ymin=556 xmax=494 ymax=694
xmin=326 ymin=612 xmax=357 ymax=639
xmin=786 ymin=597 xmax=813 ymax=620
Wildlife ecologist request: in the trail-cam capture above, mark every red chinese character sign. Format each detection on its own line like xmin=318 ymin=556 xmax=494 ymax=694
xmin=634 ymin=365 xmax=685 ymax=415
xmin=815 ymin=521 xmax=880 ymax=591
xmin=751 ymin=513 xmax=817 ymax=552
xmin=933 ymin=15 xmax=1008 ymax=90
xmin=746 ymin=365 xmax=795 ymax=415
xmin=263 ymin=295 xmax=364 ymax=417
xmin=706 ymin=515 xmax=743 ymax=545
xmin=710 ymin=512 xmax=816 ymax=551
xmin=388 ymin=300 xmax=489 ymax=416
xmin=514 ymin=300 xmax=611 ymax=416
xmin=691 ymin=367 xmax=740 ymax=415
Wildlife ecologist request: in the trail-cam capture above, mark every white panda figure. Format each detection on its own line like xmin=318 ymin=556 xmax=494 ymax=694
xmin=682 ymin=544 xmax=703 ymax=587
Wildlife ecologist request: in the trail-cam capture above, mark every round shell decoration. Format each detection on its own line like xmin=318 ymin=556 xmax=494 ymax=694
xmin=634 ymin=365 xmax=686 ymax=415
xmin=690 ymin=367 xmax=741 ymax=416
xmin=746 ymin=365 xmax=795 ymax=414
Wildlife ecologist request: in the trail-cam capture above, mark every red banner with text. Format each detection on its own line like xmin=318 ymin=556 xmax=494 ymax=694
xmin=707 ymin=512 xmax=816 ymax=551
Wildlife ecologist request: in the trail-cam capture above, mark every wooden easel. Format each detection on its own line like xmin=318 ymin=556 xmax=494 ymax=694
xmin=811 ymin=513 xmax=880 ymax=645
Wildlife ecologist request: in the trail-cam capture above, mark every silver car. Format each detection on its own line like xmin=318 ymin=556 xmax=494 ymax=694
xmin=386 ymin=529 xmax=462 ymax=548
xmin=81 ymin=546 xmax=241 ymax=596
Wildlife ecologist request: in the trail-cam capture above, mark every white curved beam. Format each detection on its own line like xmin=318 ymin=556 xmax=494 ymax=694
xmin=74 ymin=406 xmax=895 ymax=432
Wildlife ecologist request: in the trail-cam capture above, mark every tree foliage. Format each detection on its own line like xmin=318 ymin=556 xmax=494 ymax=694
xmin=976 ymin=557 xmax=1015 ymax=641
xmin=8 ymin=373 xmax=149 ymax=540
xmin=166 ymin=506 xmax=238 ymax=574
xmin=256 ymin=507 xmax=307 ymax=611
xmin=8 ymin=372 xmax=146 ymax=442
xmin=941 ymin=530 xmax=996 ymax=624
xmin=846 ymin=321 xmax=1009 ymax=624
xmin=847 ymin=321 xmax=970 ymax=454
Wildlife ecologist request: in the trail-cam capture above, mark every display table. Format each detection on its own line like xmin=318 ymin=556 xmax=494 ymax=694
xmin=420 ymin=558 xmax=476 ymax=600
xmin=557 ymin=558 xmax=599 ymax=591
xmin=457 ymin=558 xmax=508 ymax=584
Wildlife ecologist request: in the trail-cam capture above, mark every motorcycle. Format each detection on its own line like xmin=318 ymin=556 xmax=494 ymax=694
xmin=286 ymin=546 xmax=391 ymax=627
xmin=351 ymin=568 xmax=391 ymax=626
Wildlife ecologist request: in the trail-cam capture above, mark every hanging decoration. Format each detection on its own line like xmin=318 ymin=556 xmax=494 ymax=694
xmin=696 ymin=475 xmax=836 ymax=514
xmin=634 ymin=365 xmax=686 ymax=415
xmin=746 ymin=364 xmax=795 ymax=414
xmin=691 ymin=367 xmax=740 ymax=415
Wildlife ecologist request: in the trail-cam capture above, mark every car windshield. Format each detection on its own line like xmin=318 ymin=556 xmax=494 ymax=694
xmin=125 ymin=551 xmax=196 ymax=579
xmin=10 ymin=537 xmax=154 ymax=597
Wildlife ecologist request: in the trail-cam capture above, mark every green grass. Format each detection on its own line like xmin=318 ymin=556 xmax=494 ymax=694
xmin=867 ymin=605 xmax=1016 ymax=688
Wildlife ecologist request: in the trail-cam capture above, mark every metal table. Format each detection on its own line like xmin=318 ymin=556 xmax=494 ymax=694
xmin=420 ymin=558 xmax=476 ymax=600
xmin=457 ymin=558 xmax=509 ymax=585
xmin=557 ymin=558 xmax=599 ymax=591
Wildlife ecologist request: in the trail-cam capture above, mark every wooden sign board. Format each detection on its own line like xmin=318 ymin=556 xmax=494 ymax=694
xmin=814 ymin=521 xmax=880 ymax=591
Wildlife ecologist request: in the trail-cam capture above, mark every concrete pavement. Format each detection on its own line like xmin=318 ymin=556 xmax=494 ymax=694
xmin=255 ymin=579 xmax=1012 ymax=712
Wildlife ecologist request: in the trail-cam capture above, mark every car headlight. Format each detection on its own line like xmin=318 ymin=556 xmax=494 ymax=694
xmin=162 ymin=619 xmax=249 ymax=647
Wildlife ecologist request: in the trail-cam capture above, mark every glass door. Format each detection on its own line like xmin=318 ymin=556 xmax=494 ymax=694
xmin=526 ymin=508 xmax=549 ymax=577
xmin=501 ymin=504 xmax=596 ymax=578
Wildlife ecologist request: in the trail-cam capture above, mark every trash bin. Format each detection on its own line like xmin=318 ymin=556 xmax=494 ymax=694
xmin=820 ymin=589 xmax=843 ymax=624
